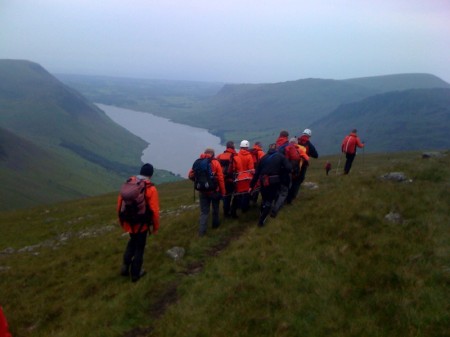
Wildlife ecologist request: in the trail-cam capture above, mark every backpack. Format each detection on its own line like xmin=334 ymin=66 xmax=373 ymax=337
xmin=218 ymin=153 xmax=235 ymax=181
xmin=278 ymin=142 xmax=289 ymax=155
xmin=192 ymin=157 xmax=218 ymax=191
xmin=119 ymin=178 xmax=152 ymax=225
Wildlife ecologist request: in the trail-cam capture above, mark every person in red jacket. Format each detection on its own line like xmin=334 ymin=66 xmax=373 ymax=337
xmin=341 ymin=129 xmax=364 ymax=174
xmin=117 ymin=163 xmax=160 ymax=282
xmin=189 ymin=148 xmax=226 ymax=236
xmin=216 ymin=141 xmax=242 ymax=218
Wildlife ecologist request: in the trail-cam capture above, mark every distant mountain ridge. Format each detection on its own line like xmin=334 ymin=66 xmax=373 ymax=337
xmin=312 ymin=87 xmax=450 ymax=154
xmin=60 ymin=71 xmax=450 ymax=152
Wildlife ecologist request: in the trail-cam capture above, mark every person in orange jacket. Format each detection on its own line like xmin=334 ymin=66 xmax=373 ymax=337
xmin=216 ymin=141 xmax=242 ymax=218
xmin=117 ymin=163 xmax=160 ymax=282
xmin=286 ymin=137 xmax=310 ymax=204
xmin=249 ymin=141 xmax=265 ymax=204
xmin=189 ymin=148 xmax=226 ymax=236
xmin=233 ymin=140 xmax=255 ymax=215
xmin=341 ymin=129 xmax=364 ymax=174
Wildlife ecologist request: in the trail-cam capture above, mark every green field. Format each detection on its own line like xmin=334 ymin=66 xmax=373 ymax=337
xmin=1 ymin=151 xmax=449 ymax=336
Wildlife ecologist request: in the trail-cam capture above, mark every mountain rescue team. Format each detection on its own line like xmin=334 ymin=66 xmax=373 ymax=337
xmin=116 ymin=128 xmax=363 ymax=281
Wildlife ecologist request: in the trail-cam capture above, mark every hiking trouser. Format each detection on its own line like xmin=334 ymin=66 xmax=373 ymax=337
xmin=273 ymin=184 xmax=289 ymax=214
xmin=231 ymin=192 xmax=251 ymax=215
xmin=344 ymin=153 xmax=356 ymax=174
xmin=123 ymin=231 xmax=148 ymax=280
xmin=222 ymin=181 xmax=234 ymax=216
xmin=258 ymin=183 xmax=280 ymax=224
xmin=287 ymin=177 xmax=301 ymax=204
xmin=298 ymin=165 xmax=308 ymax=185
xmin=199 ymin=192 xmax=221 ymax=235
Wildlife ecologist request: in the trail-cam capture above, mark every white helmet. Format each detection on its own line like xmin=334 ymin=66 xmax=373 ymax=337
xmin=240 ymin=140 xmax=250 ymax=148
xmin=302 ymin=128 xmax=312 ymax=137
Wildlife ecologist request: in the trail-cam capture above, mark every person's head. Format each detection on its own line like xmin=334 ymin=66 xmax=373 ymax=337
xmin=279 ymin=130 xmax=289 ymax=138
xmin=140 ymin=163 xmax=154 ymax=177
xmin=268 ymin=143 xmax=277 ymax=151
xmin=289 ymin=137 xmax=298 ymax=144
xmin=204 ymin=148 xmax=215 ymax=157
xmin=352 ymin=128 xmax=357 ymax=133
xmin=302 ymin=128 xmax=312 ymax=137
xmin=240 ymin=140 xmax=250 ymax=148
xmin=254 ymin=141 xmax=262 ymax=148
xmin=226 ymin=141 xmax=235 ymax=149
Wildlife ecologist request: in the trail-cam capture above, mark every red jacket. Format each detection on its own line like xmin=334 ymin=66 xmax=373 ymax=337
xmin=341 ymin=132 xmax=364 ymax=154
xmin=188 ymin=153 xmax=226 ymax=196
xmin=237 ymin=148 xmax=255 ymax=173
xmin=216 ymin=148 xmax=243 ymax=174
xmin=117 ymin=176 xmax=160 ymax=234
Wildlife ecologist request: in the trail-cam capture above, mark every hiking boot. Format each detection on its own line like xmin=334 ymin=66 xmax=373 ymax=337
xmin=120 ymin=264 xmax=130 ymax=277
xmin=131 ymin=270 xmax=146 ymax=282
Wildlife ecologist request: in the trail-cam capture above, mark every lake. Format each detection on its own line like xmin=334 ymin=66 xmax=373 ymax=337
xmin=98 ymin=104 xmax=225 ymax=178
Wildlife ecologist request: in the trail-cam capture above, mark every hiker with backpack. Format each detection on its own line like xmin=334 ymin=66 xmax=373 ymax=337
xmin=117 ymin=163 xmax=160 ymax=282
xmin=232 ymin=140 xmax=255 ymax=216
xmin=189 ymin=148 xmax=226 ymax=236
xmin=249 ymin=143 xmax=292 ymax=226
xmin=341 ymin=129 xmax=364 ymax=174
xmin=271 ymin=130 xmax=292 ymax=216
xmin=275 ymin=130 xmax=290 ymax=155
xmin=249 ymin=141 xmax=265 ymax=204
xmin=216 ymin=141 xmax=242 ymax=218
xmin=297 ymin=128 xmax=318 ymax=186
xmin=286 ymin=137 xmax=309 ymax=204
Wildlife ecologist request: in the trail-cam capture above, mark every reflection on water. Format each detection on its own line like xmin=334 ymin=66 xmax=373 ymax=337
xmin=99 ymin=104 xmax=225 ymax=178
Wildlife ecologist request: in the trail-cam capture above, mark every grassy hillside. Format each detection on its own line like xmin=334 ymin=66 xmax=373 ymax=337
xmin=311 ymin=88 xmax=450 ymax=155
xmin=0 ymin=60 xmax=181 ymax=210
xmin=1 ymin=150 xmax=448 ymax=337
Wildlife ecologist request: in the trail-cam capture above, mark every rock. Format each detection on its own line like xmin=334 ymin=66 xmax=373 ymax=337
xmin=166 ymin=247 xmax=185 ymax=261
xmin=303 ymin=182 xmax=319 ymax=190
xmin=380 ymin=172 xmax=412 ymax=182
xmin=385 ymin=211 xmax=403 ymax=224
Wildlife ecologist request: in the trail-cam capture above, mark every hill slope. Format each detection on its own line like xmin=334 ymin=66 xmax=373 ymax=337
xmin=1 ymin=151 xmax=448 ymax=337
xmin=0 ymin=60 xmax=179 ymax=210
xmin=311 ymin=88 xmax=450 ymax=154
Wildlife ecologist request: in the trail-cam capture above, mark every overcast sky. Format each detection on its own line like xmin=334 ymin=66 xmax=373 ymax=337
xmin=1 ymin=0 xmax=449 ymax=83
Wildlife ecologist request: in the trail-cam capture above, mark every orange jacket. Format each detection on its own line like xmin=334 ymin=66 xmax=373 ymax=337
xmin=117 ymin=176 xmax=160 ymax=234
xmin=341 ymin=133 xmax=364 ymax=154
xmin=216 ymin=148 xmax=243 ymax=175
xmin=188 ymin=153 xmax=226 ymax=196
xmin=237 ymin=148 xmax=255 ymax=173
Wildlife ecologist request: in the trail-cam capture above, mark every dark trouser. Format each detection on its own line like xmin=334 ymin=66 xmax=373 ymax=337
xmin=123 ymin=231 xmax=148 ymax=280
xmin=222 ymin=181 xmax=234 ymax=216
xmin=258 ymin=183 xmax=280 ymax=225
xmin=344 ymin=153 xmax=356 ymax=174
xmin=298 ymin=165 xmax=308 ymax=185
xmin=273 ymin=184 xmax=289 ymax=214
xmin=199 ymin=192 xmax=221 ymax=235
xmin=287 ymin=177 xmax=301 ymax=204
xmin=231 ymin=193 xmax=251 ymax=215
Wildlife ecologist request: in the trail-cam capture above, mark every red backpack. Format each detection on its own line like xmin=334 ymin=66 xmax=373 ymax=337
xmin=119 ymin=177 xmax=153 ymax=225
